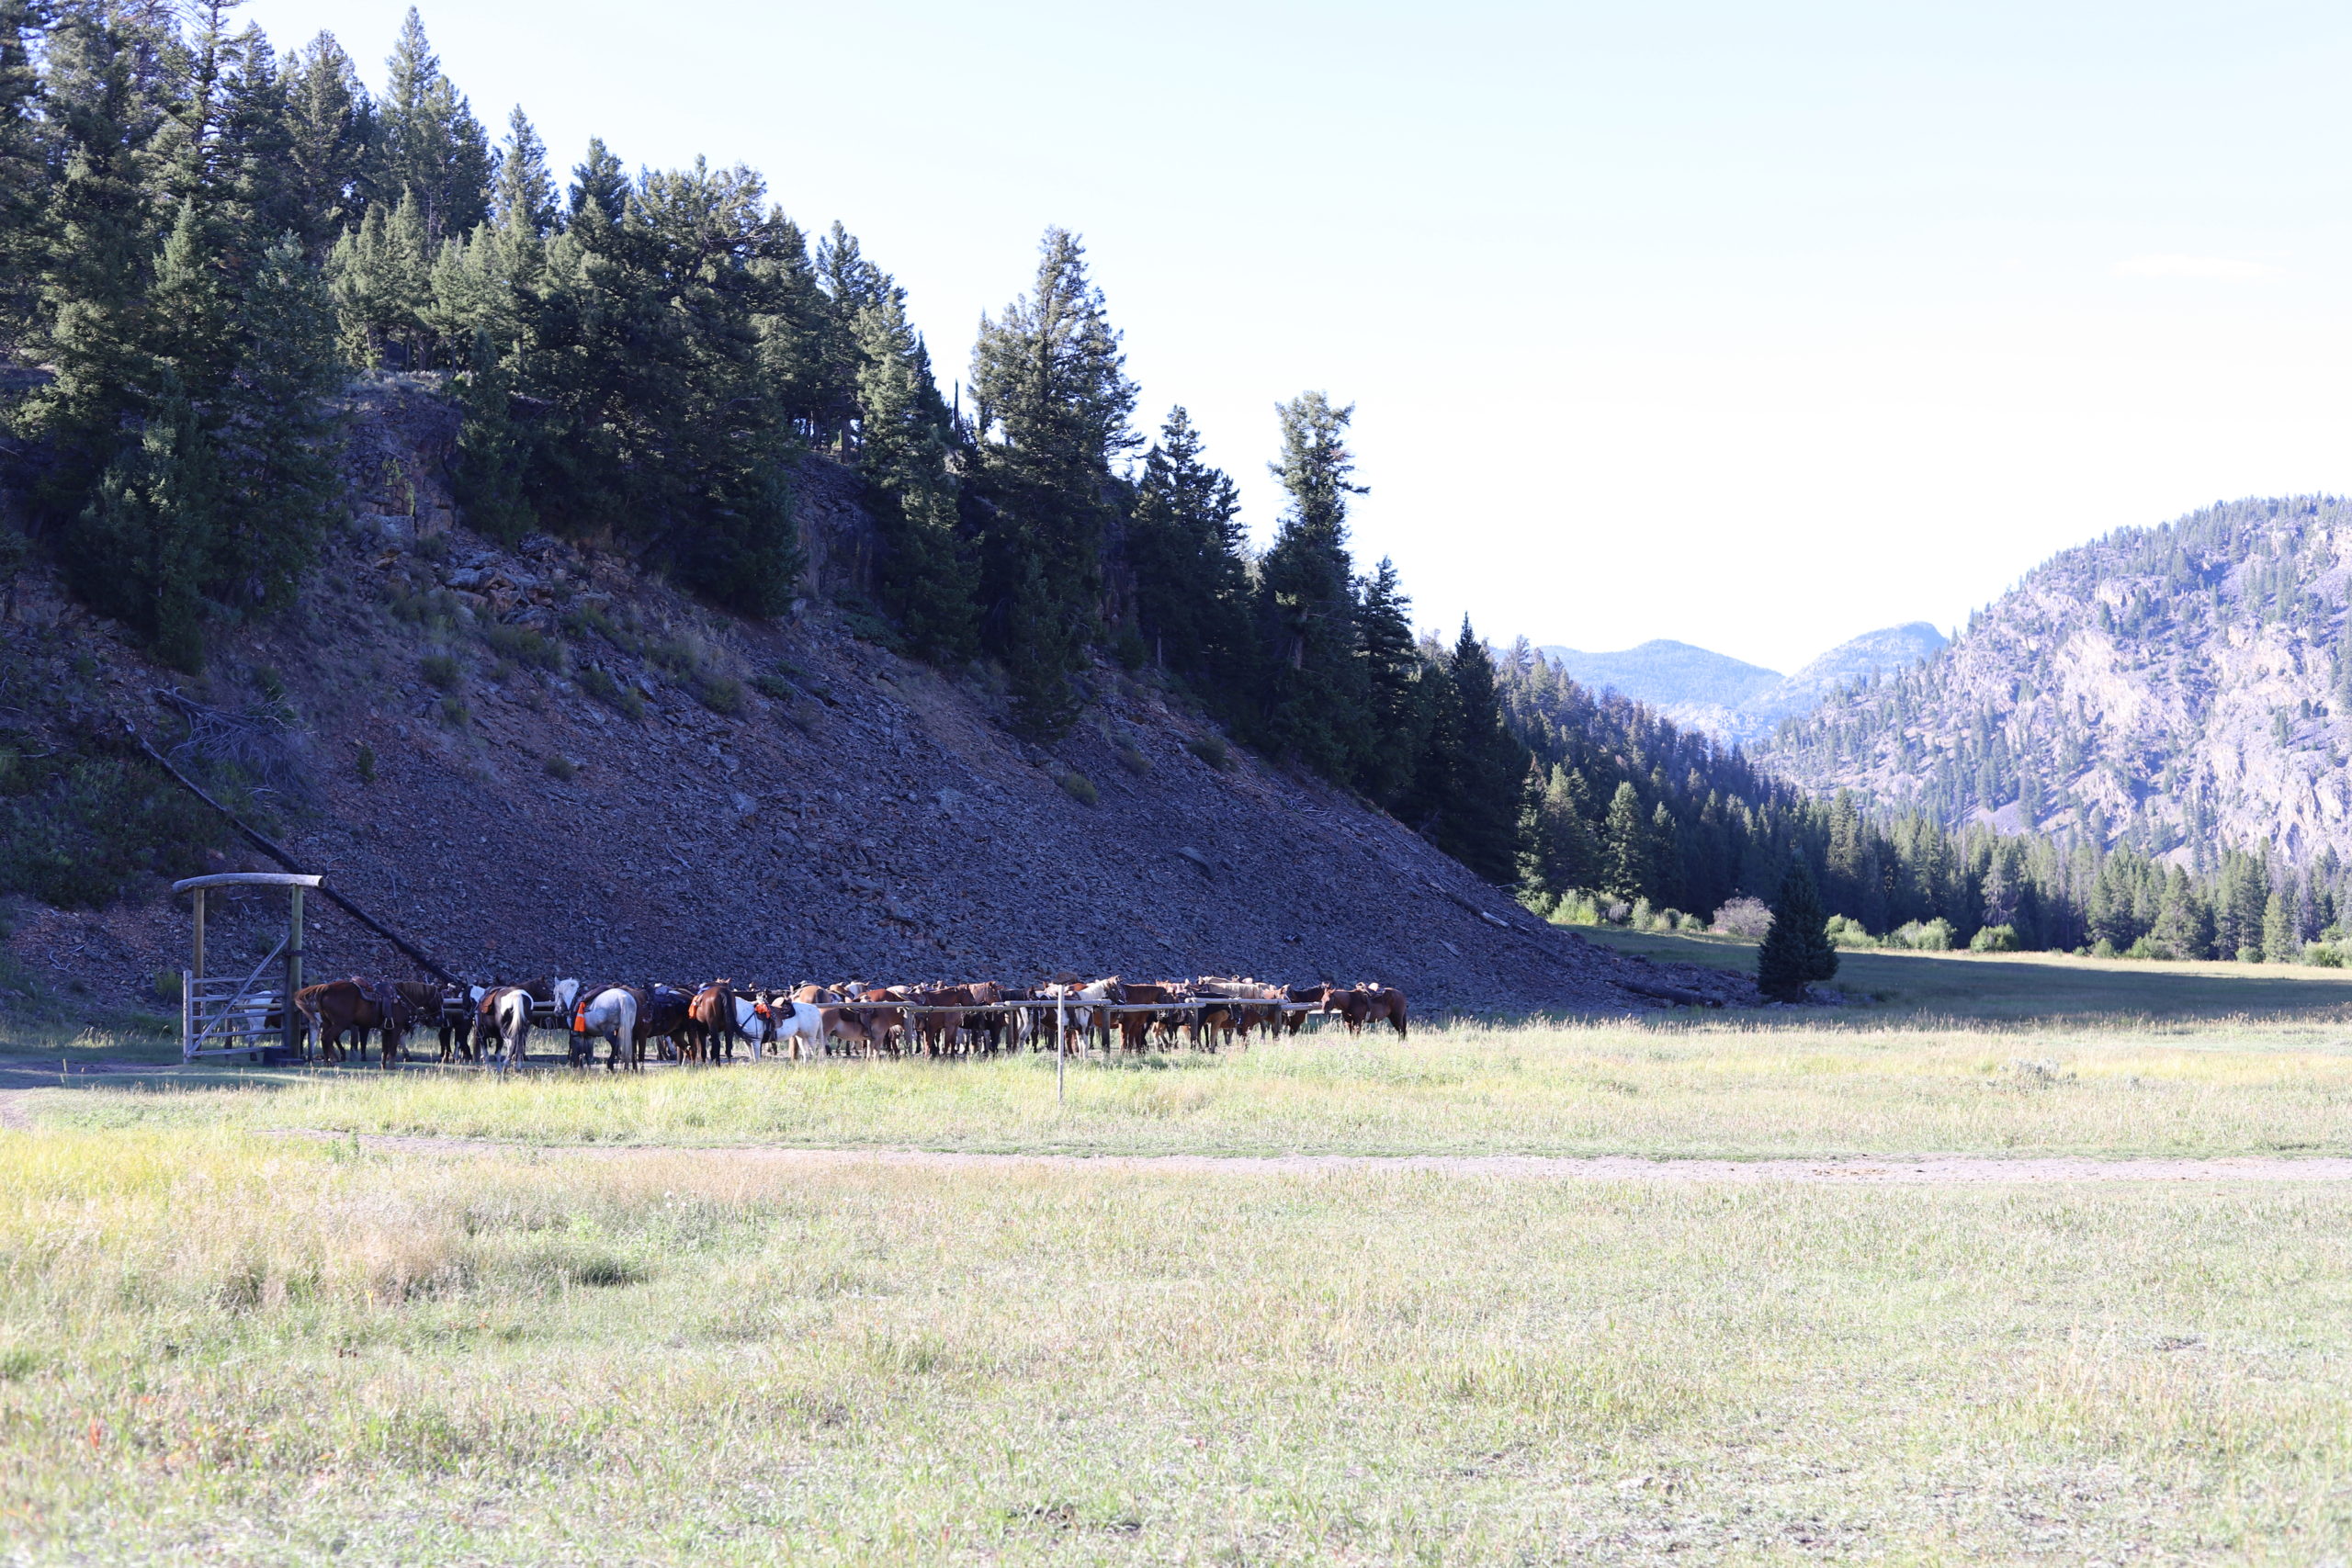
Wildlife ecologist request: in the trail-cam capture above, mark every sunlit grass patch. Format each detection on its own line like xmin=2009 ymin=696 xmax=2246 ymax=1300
xmin=0 ymin=1132 xmax=2346 ymax=1562
xmin=27 ymin=1010 xmax=2352 ymax=1161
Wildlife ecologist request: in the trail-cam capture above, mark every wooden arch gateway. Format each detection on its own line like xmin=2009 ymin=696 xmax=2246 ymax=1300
xmin=171 ymin=872 xmax=322 ymax=1063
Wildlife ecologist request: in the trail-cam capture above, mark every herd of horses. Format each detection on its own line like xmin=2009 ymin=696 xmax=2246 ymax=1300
xmin=289 ymin=976 xmax=1410 ymax=1070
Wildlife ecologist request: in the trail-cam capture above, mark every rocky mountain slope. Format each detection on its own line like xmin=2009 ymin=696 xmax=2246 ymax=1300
xmin=1762 ymin=496 xmax=2352 ymax=867
xmin=1540 ymin=624 xmax=1945 ymax=747
xmin=0 ymin=381 xmax=1754 ymax=1021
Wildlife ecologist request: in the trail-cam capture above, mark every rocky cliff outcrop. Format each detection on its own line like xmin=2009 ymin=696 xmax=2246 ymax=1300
xmin=1763 ymin=497 xmax=2352 ymax=866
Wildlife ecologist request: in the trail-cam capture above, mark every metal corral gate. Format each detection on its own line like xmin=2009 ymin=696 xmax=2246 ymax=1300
xmin=173 ymin=872 xmax=320 ymax=1062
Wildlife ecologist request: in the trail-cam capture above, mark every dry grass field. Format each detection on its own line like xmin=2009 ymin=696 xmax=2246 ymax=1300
xmin=3 ymin=942 xmax=2351 ymax=1563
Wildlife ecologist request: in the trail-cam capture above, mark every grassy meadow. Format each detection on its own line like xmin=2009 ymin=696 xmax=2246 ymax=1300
xmin=3 ymin=940 xmax=2351 ymax=1562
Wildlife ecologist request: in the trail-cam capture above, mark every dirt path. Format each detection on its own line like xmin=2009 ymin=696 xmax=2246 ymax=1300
xmin=268 ymin=1133 xmax=2352 ymax=1184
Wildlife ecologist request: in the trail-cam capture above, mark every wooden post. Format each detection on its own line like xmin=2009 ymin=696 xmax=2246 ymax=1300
xmin=283 ymin=885 xmax=304 ymax=1057
xmin=180 ymin=967 xmax=193 ymax=1064
xmin=1055 ymin=990 xmax=1066 ymax=1105
xmin=191 ymin=888 xmax=206 ymax=982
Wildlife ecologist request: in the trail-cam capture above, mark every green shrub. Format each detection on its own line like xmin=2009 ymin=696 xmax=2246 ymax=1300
xmin=580 ymin=667 xmax=646 ymax=721
xmin=2089 ymin=937 xmax=2119 ymax=959
xmin=2303 ymin=942 xmax=2346 ymax=968
xmin=1115 ymin=743 xmax=1151 ymax=776
xmin=1059 ymin=773 xmax=1099 ymax=807
xmin=484 ymin=623 xmax=562 ymax=671
xmin=421 ymin=652 xmax=461 ymax=690
xmin=752 ymin=672 xmax=797 ymax=702
xmin=354 ymin=744 xmax=376 ymax=784
xmin=1184 ymin=734 xmax=1229 ymax=771
xmin=152 ymin=968 xmax=182 ymax=1003
xmin=1825 ymin=914 xmax=1879 ymax=949
xmin=436 ymin=695 xmax=469 ymax=729
xmin=544 ymin=755 xmax=579 ymax=782
xmin=1969 ymin=924 xmax=2020 ymax=953
xmin=1892 ymin=918 xmax=1956 ymax=952
xmin=696 ymin=674 xmax=744 ymax=716
xmin=2236 ymin=945 xmax=2263 ymax=964
xmin=649 ymin=637 xmax=700 ymax=677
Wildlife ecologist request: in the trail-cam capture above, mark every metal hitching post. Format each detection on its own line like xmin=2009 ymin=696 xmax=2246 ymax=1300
xmin=284 ymin=884 xmax=304 ymax=1057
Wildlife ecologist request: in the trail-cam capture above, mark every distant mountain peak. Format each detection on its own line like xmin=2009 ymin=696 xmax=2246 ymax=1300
xmin=1538 ymin=624 xmax=1945 ymax=747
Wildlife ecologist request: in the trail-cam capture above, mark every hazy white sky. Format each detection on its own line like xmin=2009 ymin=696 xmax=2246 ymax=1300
xmin=243 ymin=0 xmax=2352 ymax=671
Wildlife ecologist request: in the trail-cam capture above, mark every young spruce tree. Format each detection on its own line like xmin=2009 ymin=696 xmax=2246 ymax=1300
xmin=1757 ymin=860 xmax=1837 ymax=1001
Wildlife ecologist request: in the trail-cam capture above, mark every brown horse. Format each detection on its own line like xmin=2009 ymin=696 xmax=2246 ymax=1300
xmin=295 ymin=979 xmax=416 ymax=1066
xmin=684 ymin=982 xmax=741 ymax=1062
xmin=631 ymin=986 xmax=695 ymax=1066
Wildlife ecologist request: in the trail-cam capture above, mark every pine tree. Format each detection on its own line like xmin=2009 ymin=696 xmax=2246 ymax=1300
xmin=1256 ymin=390 xmax=1370 ymax=779
xmin=0 ymin=0 xmax=54 ymax=353
xmin=2150 ymin=865 xmax=2213 ymax=959
xmin=970 ymin=228 xmax=1136 ymax=738
xmin=566 ymin=135 xmax=626 ymax=224
xmin=370 ymin=8 xmax=488 ymax=243
xmin=489 ymin=105 xmax=553 ymax=236
xmin=278 ymin=32 xmax=372 ymax=254
xmin=19 ymin=0 xmax=172 ymax=498
xmin=1004 ymin=553 xmax=1082 ymax=739
xmin=221 ymin=25 xmax=303 ymax=250
xmin=67 ymin=376 xmax=218 ymax=671
xmin=1353 ymin=556 xmax=1422 ymax=806
xmin=326 ymin=191 xmax=428 ymax=366
xmin=209 ymin=232 xmax=343 ymax=606
xmin=1428 ymin=619 xmax=1523 ymax=883
xmin=451 ymin=325 xmax=530 ymax=540
xmin=1758 ymin=860 xmax=1837 ymax=1001
xmin=1601 ymin=781 xmax=1654 ymax=903
xmin=856 ymin=291 xmax=974 ymax=659
xmin=1127 ymin=406 xmax=1250 ymax=692
xmin=2262 ymin=888 xmax=2297 ymax=964
xmin=810 ymin=220 xmax=892 ymax=446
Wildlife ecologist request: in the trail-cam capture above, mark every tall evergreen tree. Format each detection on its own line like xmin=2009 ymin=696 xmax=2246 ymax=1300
xmin=1419 ymin=619 xmax=1523 ymax=882
xmin=856 ymin=290 xmax=974 ymax=658
xmin=18 ymin=0 xmax=173 ymax=498
xmin=1256 ymin=389 xmax=1369 ymax=778
xmin=370 ymin=8 xmax=488 ymax=243
xmin=1757 ymin=860 xmax=1837 ymax=1000
xmin=450 ymin=324 xmax=530 ymax=540
xmin=277 ymin=31 xmax=371 ymax=254
xmin=325 ymin=189 xmax=428 ymax=366
xmin=1127 ymin=406 xmax=1250 ymax=690
xmin=970 ymin=228 xmax=1136 ymax=738
xmin=0 ymin=0 xmax=53 ymax=353
xmin=1601 ymin=780 xmax=1655 ymax=903
xmin=209 ymin=231 xmax=343 ymax=606
xmin=1353 ymin=556 xmax=1423 ymax=806
xmin=488 ymin=105 xmax=552 ymax=236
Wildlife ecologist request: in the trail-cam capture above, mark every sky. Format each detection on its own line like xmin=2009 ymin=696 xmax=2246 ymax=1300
xmin=242 ymin=0 xmax=2352 ymax=672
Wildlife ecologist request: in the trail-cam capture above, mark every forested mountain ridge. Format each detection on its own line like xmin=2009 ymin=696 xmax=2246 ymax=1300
xmin=1764 ymin=496 xmax=2352 ymax=870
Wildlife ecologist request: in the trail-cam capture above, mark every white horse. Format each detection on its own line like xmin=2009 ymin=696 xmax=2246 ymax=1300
xmin=754 ymin=996 xmax=852 ymax=1062
xmin=571 ymin=985 xmax=638 ymax=1072
xmin=478 ymin=978 xmax=580 ymax=1073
